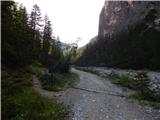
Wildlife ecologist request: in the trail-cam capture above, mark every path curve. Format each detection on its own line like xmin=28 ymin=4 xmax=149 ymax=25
xmin=33 ymin=68 xmax=160 ymax=120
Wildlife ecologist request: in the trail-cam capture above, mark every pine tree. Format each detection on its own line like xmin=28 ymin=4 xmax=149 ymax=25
xmin=2 ymin=1 xmax=34 ymax=67
xmin=28 ymin=4 xmax=43 ymax=31
xmin=42 ymin=15 xmax=52 ymax=67
xmin=28 ymin=4 xmax=43 ymax=60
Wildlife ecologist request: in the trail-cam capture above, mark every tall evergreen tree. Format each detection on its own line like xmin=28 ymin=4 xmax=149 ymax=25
xmin=28 ymin=4 xmax=43 ymax=60
xmin=42 ymin=15 xmax=52 ymax=67
xmin=2 ymin=1 xmax=34 ymax=67
xmin=28 ymin=4 xmax=43 ymax=31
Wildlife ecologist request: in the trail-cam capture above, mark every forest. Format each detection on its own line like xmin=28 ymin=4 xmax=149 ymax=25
xmin=1 ymin=1 xmax=78 ymax=119
xmin=2 ymin=1 xmax=77 ymax=72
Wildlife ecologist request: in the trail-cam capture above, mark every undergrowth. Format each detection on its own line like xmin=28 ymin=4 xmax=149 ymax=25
xmin=2 ymin=64 xmax=67 ymax=120
xmin=40 ymin=72 xmax=79 ymax=92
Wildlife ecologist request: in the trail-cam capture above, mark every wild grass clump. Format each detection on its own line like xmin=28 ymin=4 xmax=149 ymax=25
xmin=108 ymin=71 xmax=160 ymax=108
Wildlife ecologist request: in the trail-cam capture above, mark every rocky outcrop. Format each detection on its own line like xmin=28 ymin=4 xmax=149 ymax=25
xmin=98 ymin=1 xmax=160 ymax=38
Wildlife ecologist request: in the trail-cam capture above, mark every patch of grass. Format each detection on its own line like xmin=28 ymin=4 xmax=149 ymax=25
xmin=28 ymin=62 xmax=48 ymax=77
xmin=40 ymin=72 xmax=79 ymax=92
xmin=108 ymin=72 xmax=160 ymax=109
xmin=2 ymin=69 xmax=67 ymax=120
xmin=107 ymin=74 xmax=137 ymax=90
xmin=130 ymin=92 xmax=160 ymax=109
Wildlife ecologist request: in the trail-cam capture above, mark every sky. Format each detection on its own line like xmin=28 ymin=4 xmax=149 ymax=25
xmin=16 ymin=0 xmax=105 ymax=47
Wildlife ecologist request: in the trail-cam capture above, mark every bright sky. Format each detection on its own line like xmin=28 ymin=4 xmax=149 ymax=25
xmin=16 ymin=0 xmax=105 ymax=47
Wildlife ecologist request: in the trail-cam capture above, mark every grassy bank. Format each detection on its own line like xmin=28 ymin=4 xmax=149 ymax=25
xmin=108 ymin=73 xmax=160 ymax=109
xmin=1 ymin=65 xmax=68 ymax=120
xmin=40 ymin=72 xmax=79 ymax=92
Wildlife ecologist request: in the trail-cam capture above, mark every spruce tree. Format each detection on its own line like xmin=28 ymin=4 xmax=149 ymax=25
xmin=28 ymin=4 xmax=43 ymax=60
xmin=42 ymin=15 xmax=52 ymax=67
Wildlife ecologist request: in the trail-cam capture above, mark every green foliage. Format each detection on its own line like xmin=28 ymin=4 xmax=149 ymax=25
xmin=132 ymin=72 xmax=160 ymax=102
xmin=108 ymin=71 xmax=160 ymax=103
xmin=28 ymin=4 xmax=43 ymax=31
xmin=108 ymin=74 xmax=137 ymax=89
xmin=28 ymin=62 xmax=48 ymax=77
xmin=40 ymin=73 xmax=79 ymax=92
xmin=133 ymin=71 xmax=150 ymax=94
xmin=2 ymin=1 xmax=34 ymax=67
xmin=1 ymin=1 xmax=43 ymax=68
xmin=55 ymin=56 xmax=71 ymax=73
xmin=1 ymin=1 xmax=76 ymax=119
xmin=2 ymin=70 xmax=66 ymax=120
xmin=131 ymin=92 xmax=160 ymax=109
xmin=41 ymin=15 xmax=52 ymax=67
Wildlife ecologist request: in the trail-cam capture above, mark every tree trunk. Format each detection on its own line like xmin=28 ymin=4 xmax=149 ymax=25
xmin=50 ymin=72 xmax=54 ymax=83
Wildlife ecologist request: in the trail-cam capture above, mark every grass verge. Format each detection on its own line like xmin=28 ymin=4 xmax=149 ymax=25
xmin=107 ymin=73 xmax=160 ymax=109
xmin=2 ymin=66 xmax=67 ymax=120
xmin=40 ymin=72 xmax=79 ymax=92
xmin=107 ymin=74 xmax=137 ymax=90
xmin=130 ymin=92 xmax=160 ymax=109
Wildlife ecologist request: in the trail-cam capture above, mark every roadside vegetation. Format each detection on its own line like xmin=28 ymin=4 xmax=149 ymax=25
xmin=108 ymin=72 xmax=160 ymax=109
xmin=1 ymin=66 xmax=68 ymax=120
xmin=40 ymin=72 xmax=79 ymax=92
xmin=1 ymin=1 xmax=78 ymax=119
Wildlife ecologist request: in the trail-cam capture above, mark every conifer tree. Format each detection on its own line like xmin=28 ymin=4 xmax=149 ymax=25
xmin=42 ymin=15 xmax=52 ymax=67
xmin=28 ymin=4 xmax=43 ymax=60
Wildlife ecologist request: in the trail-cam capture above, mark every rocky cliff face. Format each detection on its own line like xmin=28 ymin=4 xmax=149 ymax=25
xmin=98 ymin=1 xmax=160 ymax=38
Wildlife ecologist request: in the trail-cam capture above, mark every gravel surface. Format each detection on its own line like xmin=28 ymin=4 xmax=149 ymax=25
xmin=33 ymin=68 xmax=160 ymax=120
xmin=60 ymin=68 xmax=160 ymax=120
xmin=78 ymin=67 xmax=160 ymax=92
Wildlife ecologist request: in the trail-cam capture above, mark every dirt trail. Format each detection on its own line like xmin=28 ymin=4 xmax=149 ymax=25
xmin=33 ymin=68 xmax=160 ymax=120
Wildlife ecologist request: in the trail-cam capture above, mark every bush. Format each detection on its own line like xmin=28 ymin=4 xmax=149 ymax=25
xmin=28 ymin=62 xmax=48 ymax=77
xmin=40 ymin=72 xmax=79 ymax=92
xmin=133 ymin=71 xmax=150 ymax=94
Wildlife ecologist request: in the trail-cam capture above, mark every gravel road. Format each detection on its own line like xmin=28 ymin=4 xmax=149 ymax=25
xmin=33 ymin=68 xmax=160 ymax=120
xmin=59 ymin=68 xmax=160 ymax=120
